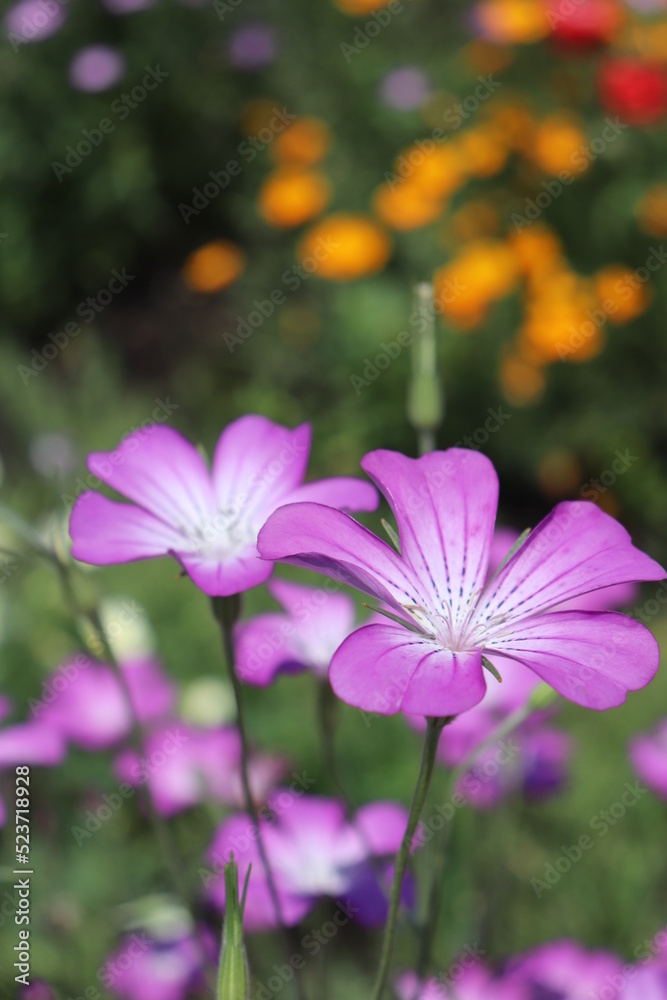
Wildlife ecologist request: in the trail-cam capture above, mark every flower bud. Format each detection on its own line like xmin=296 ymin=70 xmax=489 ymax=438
xmin=217 ymin=854 xmax=251 ymax=1000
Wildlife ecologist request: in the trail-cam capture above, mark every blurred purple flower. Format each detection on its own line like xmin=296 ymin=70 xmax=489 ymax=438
xmin=379 ymin=66 xmax=432 ymax=110
xmin=629 ymin=720 xmax=667 ymax=798
xmin=235 ymin=578 xmax=358 ymax=686
xmin=29 ymin=432 xmax=77 ymax=478
xmin=69 ymin=417 xmax=377 ymax=597
xmin=5 ymin=0 xmax=66 ymax=43
xmin=502 ymin=939 xmax=625 ymax=1000
xmin=396 ymin=960 xmax=521 ymax=1000
xmin=19 ymin=982 xmax=57 ymax=1000
xmin=114 ymin=722 xmax=286 ymax=816
xmin=69 ymin=45 xmax=126 ymax=93
xmin=207 ymin=795 xmax=409 ymax=930
xmin=0 ymin=697 xmax=67 ymax=828
xmin=227 ymin=22 xmax=278 ymax=70
xmin=259 ymin=449 xmax=665 ymax=716
xmin=104 ymin=932 xmax=207 ymax=1000
xmin=35 ymin=657 xmax=175 ymax=750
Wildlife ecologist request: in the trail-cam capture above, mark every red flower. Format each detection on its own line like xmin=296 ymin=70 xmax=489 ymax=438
xmin=598 ymin=58 xmax=667 ymax=126
xmin=547 ymin=0 xmax=624 ymax=50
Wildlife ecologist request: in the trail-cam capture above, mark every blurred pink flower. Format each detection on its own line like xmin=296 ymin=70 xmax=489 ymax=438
xmin=5 ymin=0 xmax=66 ymax=43
xmin=69 ymin=45 xmax=126 ymax=93
xmin=207 ymin=794 xmax=409 ymax=930
xmin=629 ymin=720 xmax=667 ymax=798
xmin=114 ymin=722 xmax=285 ymax=815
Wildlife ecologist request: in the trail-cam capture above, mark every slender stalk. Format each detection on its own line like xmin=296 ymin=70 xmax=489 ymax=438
xmin=413 ymin=700 xmax=539 ymax=985
xmin=212 ymin=596 xmax=307 ymax=1000
xmin=370 ymin=716 xmax=448 ymax=1000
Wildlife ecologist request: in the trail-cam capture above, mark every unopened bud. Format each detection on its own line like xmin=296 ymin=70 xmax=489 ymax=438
xmin=217 ymin=854 xmax=251 ymax=1000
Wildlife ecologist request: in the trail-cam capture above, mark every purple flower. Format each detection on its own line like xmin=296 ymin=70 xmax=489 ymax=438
xmin=227 ymin=22 xmax=278 ymax=70
xmin=103 ymin=932 xmax=208 ymax=1000
xmin=4 ymin=0 xmax=66 ymax=43
xmin=235 ymin=579 xmax=359 ymax=686
xmin=207 ymin=794 xmax=409 ymax=930
xmin=35 ymin=657 xmax=175 ymax=750
xmin=379 ymin=67 xmax=432 ymax=111
xmin=395 ymin=960 xmax=521 ymax=1000
xmin=258 ymin=448 xmax=665 ymax=715
xmin=69 ymin=417 xmax=377 ymax=597
xmin=621 ymin=957 xmax=667 ymax=1000
xmin=0 ymin=698 xmax=67 ymax=828
xmin=114 ymin=722 xmax=285 ymax=816
xmin=410 ymin=662 xmax=573 ymax=809
xmin=69 ymin=45 xmax=126 ymax=93
xmin=629 ymin=720 xmax=667 ymax=799
xmin=502 ymin=939 xmax=625 ymax=999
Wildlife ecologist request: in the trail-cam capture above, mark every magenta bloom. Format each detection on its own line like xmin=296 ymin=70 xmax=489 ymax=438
xmin=35 ymin=657 xmax=175 ymax=750
xmin=0 ymin=697 xmax=67 ymax=827
xmin=502 ymin=939 xmax=624 ymax=999
xmin=5 ymin=0 xmax=66 ymax=43
xmin=235 ymin=578 xmax=358 ymax=685
xmin=114 ymin=722 xmax=285 ymax=816
xmin=629 ymin=720 xmax=667 ymax=798
xmin=411 ymin=662 xmax=573 ymax=809
xmin=69 ymin=45 xmax=126 ymax=93
xmin=258 ymin=449 xmax=665 ymax=715
xmin=103 ymin=932 xmax=208 ymax=1000
xmin=69 ymin=417 xmax=377 ymax=597
xmin=207 ymin=794 xmax=409 ymax=930
xmin=395 ymin=959 xmax=521 ymax=1000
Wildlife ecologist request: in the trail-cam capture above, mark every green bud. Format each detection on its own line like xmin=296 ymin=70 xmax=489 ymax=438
xmin=217 ymin=854 xmax=251 ymax=1000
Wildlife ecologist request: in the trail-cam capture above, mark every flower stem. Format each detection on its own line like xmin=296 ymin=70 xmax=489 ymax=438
xmin=370 ymin=716 xmax=448 ymax=1000
xmin=211 ymin=596 xmax=308 ymax=1000
xmin=413 ymin=699 xmax=540 ymax=985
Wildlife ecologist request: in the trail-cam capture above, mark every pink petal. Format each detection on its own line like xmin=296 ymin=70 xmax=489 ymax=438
xmin=485 ymin=611 xmax=660 ymax=709
xmin=477 ymin=502 xmax=665 ymax=631
xmin=629 ymin=725 xmax=667 ymax=799
xmin=0 ymin=721 xmax=66 ymax=766
xmin=177 ymin=545 xmax=272 ymax=597
xmin=330 ymin=623 xmax=486 ymax=716
xmin=270 ymin=578 xmax=357 ymax=673
xmin=70 ymin=492 xmax=184 ymax=565
xmin=212 ymin=416 xmax=312 ymax=515
xmin=87 ymin=425 xmax=215 ymax=529
xmin=258 ymin=502 xmax=422 ymax=613
xmin=354 ymin=801 xmax=408 ymax=856
xmin=37 ymin=661 xmax=130 ymax=748
xmin=287 ymin=476 xmax=379 ymax=512
xmin=362 ymin=449 xmax=498 ymax=621
xmin=235 ymin=612 xmax=301 ymax=686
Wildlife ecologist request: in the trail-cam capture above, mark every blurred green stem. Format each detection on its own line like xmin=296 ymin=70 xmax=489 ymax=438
xmin=407 ymin=282 xmax=443 ymax=457
xmin=212 ymin=596 xmax=308 ymax=1000
xmin=370 ymin=716 xmax=449 ymax=1000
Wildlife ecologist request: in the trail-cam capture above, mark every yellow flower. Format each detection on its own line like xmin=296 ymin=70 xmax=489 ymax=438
xmin=182 ymin=241 xmax=245 ymax=293
xmin=434 ymin=239 xmax=518 ymax=327
xmin=636 ymin=184 xmax=667 ymax=238
xmin=499 ymin=350 xmax=546 ymax=405
xmin=298 ymin=214 xmax=392 ymax=280
xmin=334 ymin=0 xmax=393 ymax=13
xmin=258 ymin=169 xmax=331 ymax=228
xmin=531 ymin=114 xmax=587 ymax=176
xmin=594 ymin=265 xmax=650 ymax=323
xmin=373 ymin=181 xmax=444 ymax=230
xmin=271 ymin=117 xmax=332 ymax=167
xmin=474 ymin=0 xmax=549 ymax=44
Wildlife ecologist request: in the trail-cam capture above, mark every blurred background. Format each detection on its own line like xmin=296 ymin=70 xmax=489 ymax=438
xmin=2 ymin=0 xmax=667 ymax=995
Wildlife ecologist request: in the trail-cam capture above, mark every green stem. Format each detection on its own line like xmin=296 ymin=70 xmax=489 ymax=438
xmin=413 ymin=700 xmax=537 ymax=985
xmin=212 ymin=596 xmax=307 ymax=1000
xmin=370 ymin=716 xmax=448 ymax=1000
